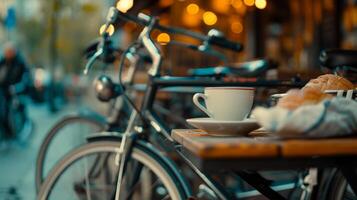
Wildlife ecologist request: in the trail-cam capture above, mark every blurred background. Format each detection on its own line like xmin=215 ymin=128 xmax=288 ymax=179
xmin=0 ymin=0 xmax=356 ymax=199
xmin=1 ymin=0 xmax=357 ymax=77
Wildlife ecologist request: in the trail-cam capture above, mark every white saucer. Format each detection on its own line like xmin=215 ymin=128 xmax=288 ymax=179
xmin=186 ymin=118 xmax=260 ymax=136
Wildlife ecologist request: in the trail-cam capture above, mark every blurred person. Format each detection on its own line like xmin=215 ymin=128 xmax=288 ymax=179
xmin=0 ymin=42 xmax=30 ymax=137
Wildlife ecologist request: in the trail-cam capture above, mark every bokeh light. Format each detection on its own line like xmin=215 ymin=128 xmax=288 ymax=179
xmin=203 ymin=11 xmax=217 ymax=26
xmin=116 ymin=0 xmax=134 ymax=13
xmin=157 ymin=33 xmax=171 ymax=44
xmin=243 ymin=0 xmax=255 ymax=6
xmin=99 ymin=24 xmax=115 ymax=36
xmin=231 ymin=21 xmax=243 ymax=34
xmin=255 ymin=0 xmax=267 ymax=9
xmin=182 ymin=11 xmax=201 ymax=27
xmin=231 ymin=0 xmax=243 ymax=9
xmin=159 ymin=0 xmax=174 ymax=7
xmin=211 ymin=0 xmax=230 ymax=13
xmin=186 ymin=3 xmax=199 ymax=15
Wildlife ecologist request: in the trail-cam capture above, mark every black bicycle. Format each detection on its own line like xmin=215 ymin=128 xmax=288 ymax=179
xmin=34 ymin=10 xmax=283 ymax=194
xmin=36 ymin=6 xmax=331 ymax=200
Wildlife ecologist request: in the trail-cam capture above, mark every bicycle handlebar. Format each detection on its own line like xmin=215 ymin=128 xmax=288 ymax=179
xmin=116 ymin=11 xmax=243 ymax=52
xmin=207 ymin=35 xmax=243 ymax=52
xmin=83 ymin=7 xmax=243 ymax=75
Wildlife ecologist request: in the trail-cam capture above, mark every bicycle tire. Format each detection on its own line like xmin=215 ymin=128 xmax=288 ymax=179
xmin=35 ymin=115 xmax=106 ymax=192
xmin=323 ymin=170 xmax=356 ymax=200
xmin=38 ymin=140 xmax=190 ymax=200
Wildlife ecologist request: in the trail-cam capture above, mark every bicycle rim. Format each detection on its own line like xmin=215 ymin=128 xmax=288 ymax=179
xmin=38 ymin=141 xmax=188 ymax=200
xmin=35 ymin=116 xmax=105 ymax=191
xmin=325 ymin=171 xmax=356 ymax=200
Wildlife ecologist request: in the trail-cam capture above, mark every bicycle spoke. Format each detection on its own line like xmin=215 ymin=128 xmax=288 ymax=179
xmin=84 ymin=156 xmax=92 ymax=200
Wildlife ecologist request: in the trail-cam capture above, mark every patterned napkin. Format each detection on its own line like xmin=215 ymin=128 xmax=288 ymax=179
xmin=252 ymin=98 xmax=357 ymax=138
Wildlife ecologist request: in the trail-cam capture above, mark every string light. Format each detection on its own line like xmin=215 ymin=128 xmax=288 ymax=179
xmin=99 ymin=24 xmax=115 ymax=36
xmin=203 ymin=11 xmax=217 ymax=26
xmin=186 ymin=3 xmax=199 ymax=15
xmin=255 ymin=0 xmax=267 ymax=9
xmin=116 ymin=0 xmax=134 ymax=13
xmin=231 ymin=21 xmax=243 ymax=33
xmin=243 ymin=0 xmax=254 ymax=6
xmin=157 ymin=33 xmax=171 ymax=45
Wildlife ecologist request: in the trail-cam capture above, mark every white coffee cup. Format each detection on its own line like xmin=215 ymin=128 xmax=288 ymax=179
xmin=193 ymin=87 xmax=255 ymax=121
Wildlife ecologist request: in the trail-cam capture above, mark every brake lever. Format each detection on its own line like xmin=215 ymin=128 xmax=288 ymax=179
xmin=83 ymin=7 xmax=117 ymax=75
xmin=83 ymin=48 xmax=103 ymax=75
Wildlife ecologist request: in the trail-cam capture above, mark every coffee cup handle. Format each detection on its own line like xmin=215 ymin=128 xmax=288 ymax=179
xmin=193 ymin=93 xmax=213 ymax=118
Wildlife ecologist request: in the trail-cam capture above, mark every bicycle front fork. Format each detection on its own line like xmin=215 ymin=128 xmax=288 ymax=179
xmin=114 ymin=132 xmax=138 ymax=200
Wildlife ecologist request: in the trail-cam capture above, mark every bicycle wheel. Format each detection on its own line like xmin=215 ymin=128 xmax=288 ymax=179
xmin=38 ymin=140 xmax=190 ymax=200
xmin=35 ymin=116 xmax=106 ymax=191
xmin=324 ymin=170 xmax=356 ymax=200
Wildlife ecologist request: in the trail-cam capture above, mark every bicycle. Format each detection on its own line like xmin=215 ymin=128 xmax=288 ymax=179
xmin=0 ymin=81 xmax=33 ymax=147
xmin=36 ymin=6 xmax=323 ymax=200
xmin=34 ymin=12 xmax=282 ymax=194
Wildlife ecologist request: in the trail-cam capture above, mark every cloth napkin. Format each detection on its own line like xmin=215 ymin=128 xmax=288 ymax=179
xmin=252 ymin=98 xmax=357 ymax=138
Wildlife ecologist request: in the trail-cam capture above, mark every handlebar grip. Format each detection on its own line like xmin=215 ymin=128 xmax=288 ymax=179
xmin=208 ymin=36 xmax=243 ymax=52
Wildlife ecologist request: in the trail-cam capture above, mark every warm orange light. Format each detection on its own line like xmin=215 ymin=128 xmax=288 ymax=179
xmin=243 ymin=0 xmax=254 ymax=6
xmin=211 ymin=0 xmax=230 ymax=13
xmin=231 ymin=0 xmax=243 ymax=9
xmin=203 ymin=11 xmax=217 ymax=26
xmin=159 ymin=0 xmax=173 ymax=7
xmin=99 ymin=24 xmax=115 ymax=36
xmin=182 ymin=12 xmax=201 ymax=27
xmin=232 ymin=0 xmax=247 ymax=15
xmin=157 ymin=33 xmax=171 ymax=44
xmin=255 ymin=0 xmax=267 ymax=9
xmin=231 ymin=21 xmax=243 ymax=33
xmin=186 ymin=3 xmax=199 ymax=15
xmin=116 ymin=0 xmax=134 ymax=13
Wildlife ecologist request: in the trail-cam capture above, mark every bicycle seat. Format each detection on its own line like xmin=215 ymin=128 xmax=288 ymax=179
xmin=188 ymin=59 xmax=277 ymax=78
xmin=320 ymin=49 xmax=357 ymax=70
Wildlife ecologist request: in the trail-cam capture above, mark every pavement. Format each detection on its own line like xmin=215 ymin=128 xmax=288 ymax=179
xmin=0 ymin=100 xmax=105 ymax=200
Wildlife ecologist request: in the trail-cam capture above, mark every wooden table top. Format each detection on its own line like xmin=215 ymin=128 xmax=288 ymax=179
xmin=172 ymin=129 xmax=357 ymax=159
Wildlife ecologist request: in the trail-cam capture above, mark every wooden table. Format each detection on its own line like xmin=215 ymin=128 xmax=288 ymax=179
xmin=173 ymin=129 xmax=357 ymax=170
xmin=172 ymin=129 xmax=357 ymax=199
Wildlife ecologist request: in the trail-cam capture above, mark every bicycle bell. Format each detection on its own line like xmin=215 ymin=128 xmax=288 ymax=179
xmin=94 ymin=75 xmax=122 ymax=102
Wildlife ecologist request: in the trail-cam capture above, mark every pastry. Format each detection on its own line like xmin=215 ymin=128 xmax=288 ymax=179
xmin=303 ymin=74 xmax=355 ymax=91
xmin=277 ymin=87 xmax=332 ymax=110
